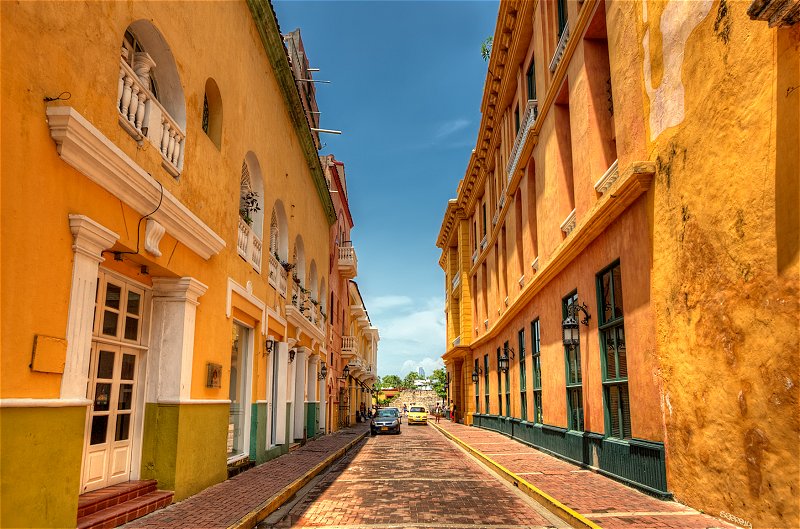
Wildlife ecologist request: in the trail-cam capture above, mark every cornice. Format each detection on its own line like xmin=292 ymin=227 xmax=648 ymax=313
xmin=247 ymin=0 xmax=337 ymax=226
xmin=47 ymin=106 xmax=225 ymax=260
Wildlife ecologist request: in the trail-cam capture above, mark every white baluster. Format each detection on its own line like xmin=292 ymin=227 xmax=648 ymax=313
xmin=167 ymin=130 xmax=176 ymax=161
xmin=128 ymin=85 xmax=140 ymax=123
xmin=120 ymin=75 xmax=133 ymax=116
xmin=135 ymin=92 xmax=147 ymax=131
xmin=171 ymin=135 xmax=182 ymax=165
xmin=117 ymin=68 xmax=125 ymax=110
xmin=160 ymin=120 xmax=170 ymax=155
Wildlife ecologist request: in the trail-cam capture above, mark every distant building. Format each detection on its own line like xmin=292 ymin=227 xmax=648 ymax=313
xmin=418 ymin=367 xmax=425 ymax=377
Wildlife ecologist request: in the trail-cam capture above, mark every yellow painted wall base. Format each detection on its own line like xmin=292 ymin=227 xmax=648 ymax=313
xmin=0 ymin=406 xmax=86 ymax=528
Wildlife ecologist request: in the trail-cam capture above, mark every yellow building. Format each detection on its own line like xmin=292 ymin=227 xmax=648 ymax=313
xmin=437 ymin=1 xmax=798 ymax=528
xmin=0 ymin=1 xmax=357 ymax=527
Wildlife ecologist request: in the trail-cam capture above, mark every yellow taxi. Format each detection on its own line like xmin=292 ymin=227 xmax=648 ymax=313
xmin=407 ymin=405 xmax=428 ymax=425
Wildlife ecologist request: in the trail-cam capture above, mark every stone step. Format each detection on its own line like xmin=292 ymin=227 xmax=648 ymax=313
xmin=77 ymin=490 xmax=173 ymax=529
xmin=77 ymin=481 xmax=157 ymax=519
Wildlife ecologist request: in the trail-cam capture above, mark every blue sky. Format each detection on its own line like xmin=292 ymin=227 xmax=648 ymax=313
xmin=273 ymin=0 xmax=499 ymax=377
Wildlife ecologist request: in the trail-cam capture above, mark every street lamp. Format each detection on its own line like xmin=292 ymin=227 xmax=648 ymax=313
xmin=339 ymin=365 xmax=350 ymax=380
xmin=264 ymin=335 xmax=275 ymax=354
xmin=471 ymin=366 xmax=483 ymax=383
xmin=499 ymin=344 xmax=515 ymax=373
xmin=288 ymin=348 xmax=296 ymax=363
xmin=562 ymin=301 xmax=590 ymax=347
xmin=318 ymin=362 xmax=328 ymax=380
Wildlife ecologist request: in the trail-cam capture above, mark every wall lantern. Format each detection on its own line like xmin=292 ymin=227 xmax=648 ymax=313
xmin=471 ymin=366 xmax=483 ymax=383
xmin=288 ymin=348 xmax=296 ymax=363
xmin=499 ymin=344 xmax=515 ymax=373
xmin=562 ymin=301 xmax=591 ymax=347
xmin=340 ymin=365 xmax=350 ymax=380
xmin=318 ymin=362 xmax=328 ymax=380
xmin=371 ymin=384 xmax=378 ymax=394
xmin=265 ymin=335 xmax=275 ymax=354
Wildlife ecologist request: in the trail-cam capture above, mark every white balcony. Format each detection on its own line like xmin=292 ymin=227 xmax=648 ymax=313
xmin=549 ymin=23 xmax=570 ymax=73
xmin=451 ymin=274 xmax=461 ymax=292
xmin=341 ymin=335 xmax=357 ymax=357
xmin=268 ymin=253 xmax=288 ymax=297
xmin=506 ymin=99 xmax=539 ymax=183
xmin=594 ymin=159 xmax=620 ymax=195
xmin=452 ymin=336 xmax=461 ymax=347
xmin=338 ymin=243 xmax=358 ymax=279
xmin=117 ymin=58 xmax=185 ymax=177
xmin=237 ymin=217 xmax=262 ymax=273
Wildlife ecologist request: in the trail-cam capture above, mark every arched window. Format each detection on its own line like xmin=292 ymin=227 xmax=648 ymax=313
xmin=269 ymin=211 xmax=279 ymax=255
xmin=117 ymin=21 xmax=186 ymax=177
xmin=309 ymin=261 xmax=318 ymax=301
xmin=293 ymin=236 xmax=306 ymax=286
xmin=203 ymin=78 xmax=222 ymax=148
xmin=239 ymin=154 xmax=264 ymax=238
xmin=269 ymin=201 xmax=289 ymax=261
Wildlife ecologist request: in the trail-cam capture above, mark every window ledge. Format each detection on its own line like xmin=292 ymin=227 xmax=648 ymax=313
xmin=47 ymin=106 xmax=226 ymax=260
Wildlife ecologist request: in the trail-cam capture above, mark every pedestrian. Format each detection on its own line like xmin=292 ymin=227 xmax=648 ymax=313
xmin=402 ymin=403 xmax=407 ymax=416
xmin=452 ymin=402 xmax=457 ymax=422
xmin=435 ymin=404 xmax=441 ymax=423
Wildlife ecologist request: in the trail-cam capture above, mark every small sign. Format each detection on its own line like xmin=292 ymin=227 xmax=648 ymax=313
xmin=206 ymin=363 xmax=222 ymax=388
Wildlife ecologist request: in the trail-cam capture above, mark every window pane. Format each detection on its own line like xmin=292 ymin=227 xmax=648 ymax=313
xmin=115 ymin=413 xmax=131 ymax=441
xmin=102 ymin=310 xmax=119 ymax=336
xmin=90 ymin=415 xmax=109 ymax=445
xmin=617 ymin=326 xmax=627 ymax=378
xmin=612 ymin=266 xmax=624 ymax=319
xmin=105 ymin=283 xmax=122 ymax=310
xmin=118 ymin=383 xmax=133 ymax=410
xmin=602 ymin=271 xmax=613 ymax=323
xmin=94 ymin=383 xmax=112 ymax=411
xmin=127 ymin=291 xmax=141 ymax=315
xmin=97 ymin=350 xmax=114 ymax=379
xmin=121 ymin=354 xmax=136 ymax=380
xmin=604 ymin=328 xmax=617 ymax=379
xmin=609 ymin=385 xmax=621 ymax=438
xmin=124 ymin=316 xmax=139 ymax=340
xmin=621 ymin=385 xmax=631 ymax=438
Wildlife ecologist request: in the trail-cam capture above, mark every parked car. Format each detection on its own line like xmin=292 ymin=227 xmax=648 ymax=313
xmin=408 ymin=406 xmax=428 ymax=425
xmin=370 ymin=408 xmax=401 ymax=435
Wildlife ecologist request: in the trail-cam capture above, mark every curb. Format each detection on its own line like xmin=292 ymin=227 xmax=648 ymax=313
xmin=228 ymin=428 xmax=370 ymax=529
xmin=430 ymin=422 xmax=602 ymax=529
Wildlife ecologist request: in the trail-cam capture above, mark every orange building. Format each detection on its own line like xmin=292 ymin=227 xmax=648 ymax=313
xmin=437 ymin=1 xmax=797 ymax=527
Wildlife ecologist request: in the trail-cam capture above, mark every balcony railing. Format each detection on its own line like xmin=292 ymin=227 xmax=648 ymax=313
xmin=452 ymin=336 xmax=461 ymax=347
xmin=117 ymin=58 xmax=185 ymax=176
xmin=338 ymin=242 xmax=358 ymax=279
xmin=451 ymin=274 xmax=461 ymax=291
xmin=480 ymin=235 xmax=487 ymax=251
xmin=506 ymin=99 xmax=539 ymax=183
xmin=594 ymin=159 xmax=620 ymax=195
xmin=549 ymin=23 xmax=570 ymax=73
xmin=268 ymin=253 xmax=279 ymax=289
xmin=237 ymin=217 xmax=262 ymax=273
xmin=341 ymin=335 xmax=357 ymax=356
xmin=471 ymin=248 xmax=478 ymax=265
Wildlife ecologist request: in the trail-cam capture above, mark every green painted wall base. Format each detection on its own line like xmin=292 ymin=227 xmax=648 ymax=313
xmin=472 ymin=414 xmax=669 ymax=496
xmin=251 ymin=402 xmax=268 ymax=463
xmin=305 ymin=402 xmax=319 ymax=438
xmin=1 ymin=406 xmax=86 ymax=528
xmin=140 ymin=402 xmax=228 ymax=501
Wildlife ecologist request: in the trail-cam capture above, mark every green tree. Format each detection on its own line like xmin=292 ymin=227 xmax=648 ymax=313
xmin=381 ymin=374 xmax=402 ymax=389
xmin=431 ymin=368 xmax=448 ymax=399
xmin=481 ymin=36 xmax=493 ymax=62
xmin=403 ymin=371 xmax=420 ymax=389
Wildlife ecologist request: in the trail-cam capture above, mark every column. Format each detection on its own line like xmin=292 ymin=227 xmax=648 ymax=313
xmin=293 ymin=347 xmax=308 ymax=440
xmin=273 ymin=342 xmax=289 ymax=445
xmin=61 ymin=215 xmax=119 ymax=400
xmin=147 ymin=277 xmax=208 ymax=402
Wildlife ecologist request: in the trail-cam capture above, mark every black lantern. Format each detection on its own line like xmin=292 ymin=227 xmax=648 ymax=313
xmin=471 ymin=366 xmax=482 ymax=383
xmin=562 ymin=301 xmax=590 ymax=347
xmin=318 ymin=362 xmax=328 ymax=380
xmin=499 ymin=344 xmax=515 ymax=373
xmin=340 ymin=364 xmax=350 ymax=380
xmin=288 ymin=348 xmax=296 ymax=363
xmin=264 ymin=335 xmax=275 ymax=354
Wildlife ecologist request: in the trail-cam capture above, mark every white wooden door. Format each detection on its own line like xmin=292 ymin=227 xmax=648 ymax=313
xmin=82 ymin=343 xmax=139 ymax=492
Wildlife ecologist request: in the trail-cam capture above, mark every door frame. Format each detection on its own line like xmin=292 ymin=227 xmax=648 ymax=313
xmin=228 ymin=319 xmax=254 ymax=464
xmin=79 ymin=268 xmax=151 ymax=492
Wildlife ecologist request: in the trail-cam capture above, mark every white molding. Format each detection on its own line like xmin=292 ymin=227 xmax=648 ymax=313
xmin=266 ymin=305 xmax=287 ymax=328
xmin=155 ymin=399 xmax=231 ymax=405
xmin=62 ymin=215 xmax=119 ymax=400
xmin=594 ymin=159 xmax=620 ymax=195
xmin=0 ymin=398 xmax=91 ymax=408
xmin=47 ymin=106 xmax=225 ymax=260
xmin=145 ymin=218 xmax=166 ymax=257
xmin=560 ymin=208 xmax=577 ymax=236
xmin=226 ymin=278 xmax=267 ymax=335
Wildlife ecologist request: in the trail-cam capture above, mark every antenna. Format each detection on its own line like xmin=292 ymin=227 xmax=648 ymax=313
xmin=311 ymin=128 xmax=342 ymax=135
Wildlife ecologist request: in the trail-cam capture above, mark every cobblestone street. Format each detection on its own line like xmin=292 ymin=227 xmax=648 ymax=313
xmin=261 ymin=421 xmax=568 ymax=529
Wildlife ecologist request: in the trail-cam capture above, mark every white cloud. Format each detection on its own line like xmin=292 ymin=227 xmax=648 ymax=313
xmin=434 ymin=118 xmax=470 ymax=140
xmin=370 ymin=296 xmax=447 ymax=377
xmin=365 ymin=295 xmax=413 ymax=313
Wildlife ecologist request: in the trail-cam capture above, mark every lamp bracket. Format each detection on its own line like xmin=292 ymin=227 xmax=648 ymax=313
xmin=569 ymin=301 xmax=591 ymax=326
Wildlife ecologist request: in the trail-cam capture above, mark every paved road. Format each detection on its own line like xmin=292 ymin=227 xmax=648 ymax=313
xmin=260 ymin=420 xmax=569 ymax=529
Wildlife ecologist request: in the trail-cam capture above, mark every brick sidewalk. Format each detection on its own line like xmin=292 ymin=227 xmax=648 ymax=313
xmin=124 ymin=424 xmax=370 ymax=529
xmin=432 ymin=420 xmax=737 ymax=529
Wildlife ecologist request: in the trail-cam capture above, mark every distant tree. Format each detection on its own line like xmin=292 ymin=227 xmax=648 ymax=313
xmin=381 ymin=374 xmax=402 ymax=389
xmin=403 ymin=371 xmax=420 ymax=389
xmin=431 ymin=368 xmax=448 ymax=399
xmin=481 ymin=36 xmax=493 ymax=61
